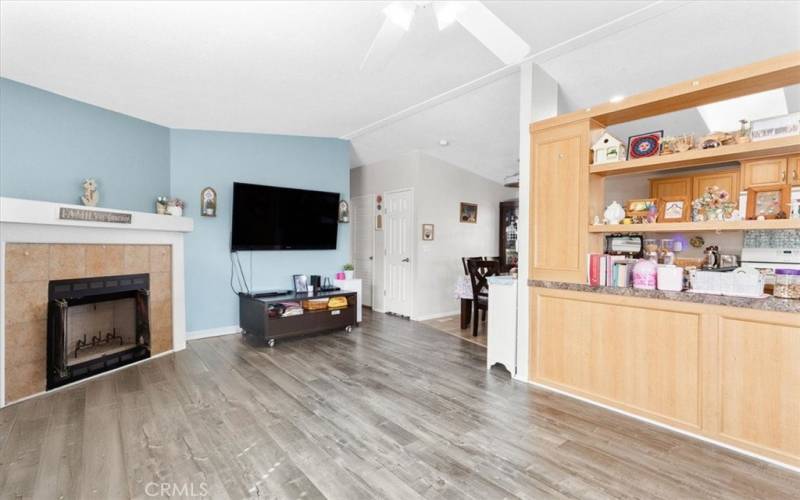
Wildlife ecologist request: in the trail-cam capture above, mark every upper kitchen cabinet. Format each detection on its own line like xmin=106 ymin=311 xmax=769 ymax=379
xmin=742 ymin=158 xmax=788 ymax=188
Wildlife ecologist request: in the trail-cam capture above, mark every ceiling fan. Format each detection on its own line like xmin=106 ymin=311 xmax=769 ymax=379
xmin=361 ymin=1 xmax=530 ymax=69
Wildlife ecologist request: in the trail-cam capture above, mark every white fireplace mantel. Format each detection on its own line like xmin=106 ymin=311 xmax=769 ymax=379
xmin=0 ymin=197 xmax=193 ymax=232
xmin=0 ymin=196 xmax=193 ymax=407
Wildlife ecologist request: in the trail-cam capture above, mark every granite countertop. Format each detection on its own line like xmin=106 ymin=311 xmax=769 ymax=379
xmin=487 ymin=275 xmax=517 ymax=286
xmin=528 ymin=279 xmax=800 ymax=313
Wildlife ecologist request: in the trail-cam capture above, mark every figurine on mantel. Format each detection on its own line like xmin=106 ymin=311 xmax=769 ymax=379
xmin=81 ymin=178 xmax=99 ymax=206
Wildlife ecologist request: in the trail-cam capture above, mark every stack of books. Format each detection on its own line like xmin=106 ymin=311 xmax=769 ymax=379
xmin=587 ymin=254 xmax=638 ymax=287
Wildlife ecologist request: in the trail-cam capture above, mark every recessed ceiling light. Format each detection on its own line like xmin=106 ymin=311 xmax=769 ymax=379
xmin=439 ymin=139 xmax=449 ymax=147
xmin=434 ymin=1 xmax=466 ymax=30
xmin=609 ymin=95 xmax=625 ymax=104
xmin=698 ymin=88 xmax=788 ymax=132
xmin=383 ymin=2 xmax=416 ymax=31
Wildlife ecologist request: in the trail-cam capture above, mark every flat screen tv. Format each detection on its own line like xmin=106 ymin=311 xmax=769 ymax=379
xmin=231 ymin=182 xmax=339 ymax=251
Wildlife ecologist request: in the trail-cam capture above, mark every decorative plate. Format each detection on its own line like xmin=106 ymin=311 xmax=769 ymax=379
xmin=627 ymin=131 xmax=663 ymax=159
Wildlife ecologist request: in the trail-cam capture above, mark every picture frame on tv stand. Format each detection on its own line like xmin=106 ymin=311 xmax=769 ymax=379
xmin=293 ymin=274 xmax=309 ymax=294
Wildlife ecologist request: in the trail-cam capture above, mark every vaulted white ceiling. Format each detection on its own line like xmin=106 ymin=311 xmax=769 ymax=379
xmin=1 ymin=1 xmax=799 ymax=183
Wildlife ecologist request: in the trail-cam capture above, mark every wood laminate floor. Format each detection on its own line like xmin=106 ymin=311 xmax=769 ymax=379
xmin=1 ymin=309 xmax=798 ymax=499
xmin=421 ymin=314 xmax=487 ymax=347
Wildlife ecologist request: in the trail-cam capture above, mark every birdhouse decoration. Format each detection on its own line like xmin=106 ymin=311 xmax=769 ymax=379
xmin=592 ymin=133 xmax=625 ymax=164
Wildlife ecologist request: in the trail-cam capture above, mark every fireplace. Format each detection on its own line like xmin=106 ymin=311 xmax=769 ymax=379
xmin=47 ymin=273 xmax=151 ymax=390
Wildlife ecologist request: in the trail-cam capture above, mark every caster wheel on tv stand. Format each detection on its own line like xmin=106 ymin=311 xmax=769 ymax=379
xmin=267 ymin=338 xmax=276 ymax=347
xmin=345 ymin=325 xmax=353 ymax=334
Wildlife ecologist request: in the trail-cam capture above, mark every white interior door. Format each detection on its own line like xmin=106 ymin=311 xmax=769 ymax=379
xmin=351 ymin=195 xmax=374 ymax=307
xmin=384 ymin=189 xmax=413 ymax=317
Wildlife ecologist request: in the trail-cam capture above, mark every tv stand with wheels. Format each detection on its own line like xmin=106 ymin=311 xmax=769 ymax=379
xmin=238 ymin=290 xmax=357 ymax=346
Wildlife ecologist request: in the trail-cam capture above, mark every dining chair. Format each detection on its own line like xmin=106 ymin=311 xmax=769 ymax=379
xmin=466 ymin=259 xmax=499 ymax=337
xmin=461 ymin=256 xmax=484 ymax=275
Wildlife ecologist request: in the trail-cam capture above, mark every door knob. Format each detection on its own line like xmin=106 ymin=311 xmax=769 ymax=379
xmin=401 ymin=258 xmax=410 ymax=263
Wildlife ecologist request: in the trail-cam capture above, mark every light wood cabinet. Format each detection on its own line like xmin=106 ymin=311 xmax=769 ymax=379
xmin=533 ymin=292 xmax=700 ymax=427
xmin=650 ymin=176 xmax=692 ymax=199
xmin=692 ymin=169 xmax=740 ymax=202
xmin=529 ymin=287 xmax=800 ymax=467
xmin=649 ymin=169 xmax=740 ymax=208
xmin=789 ymin=156 xmax=800 ymax=186
xmin=742 ymin=158 xmax=788 ymax=188
xmin=527 ymin=54 xmax=800 ymax=469
xmin=718 ymin=316 xmax=800 ymax=459
xmin=530 ymin=120 xmax=596 ymax=283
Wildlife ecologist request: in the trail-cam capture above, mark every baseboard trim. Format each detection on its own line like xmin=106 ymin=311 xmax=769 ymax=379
xmin=413 ymin=309 xmax=461 ymax=322
xmin=526 ymin=379 xmax=800 ymax=474
xmin=1 ymin=349 xmax=177 ymax=409
xmin=186 ymin=325 xmax=242 ymax=340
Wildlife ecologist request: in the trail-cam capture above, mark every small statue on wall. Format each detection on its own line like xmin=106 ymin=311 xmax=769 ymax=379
xmin=81 ymin=178 xmax=99 ymax=206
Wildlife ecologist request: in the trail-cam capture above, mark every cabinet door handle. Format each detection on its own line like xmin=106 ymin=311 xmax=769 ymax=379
xmin=793 ymin=169 xmax=798 ymax=183
xmin=781 ymin=169 xmax=786 ymax=182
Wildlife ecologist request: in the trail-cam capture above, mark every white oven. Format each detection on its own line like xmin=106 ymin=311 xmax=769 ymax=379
xmin=741 ymin=248 xmax=800 ymax=285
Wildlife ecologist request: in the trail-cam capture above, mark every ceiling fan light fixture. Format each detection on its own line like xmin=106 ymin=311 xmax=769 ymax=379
xmin=383 ymin=2 xmax=417 ymax=31
xmin=434 ymin=1 xmax=466 ymax=30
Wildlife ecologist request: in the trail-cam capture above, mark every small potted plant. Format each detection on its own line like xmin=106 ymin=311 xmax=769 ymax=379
xmin=343 ymin=263 xmax=354 ymax=280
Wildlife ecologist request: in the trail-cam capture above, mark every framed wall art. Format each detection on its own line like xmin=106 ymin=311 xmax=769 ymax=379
xmin=375 ymin=195 xmax=383 ymax=231
xmin=627 ymin=131 xmax=663 ymax=159
xmin=459 ymin=202 xmax=478 ymax=223
xmin=422 ymin=224 xmax=434 ymax=241
xmin=338 ymin=200 xmax=350 ymax=223
xmin=200 ymin=187 xmax=217 ymax=217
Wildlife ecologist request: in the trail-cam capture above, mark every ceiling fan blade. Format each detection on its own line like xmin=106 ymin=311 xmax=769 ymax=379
xmin=452 ymin=1 xmax=530 ymax=64
xmin=360 ymin=16 xmax=408 ymax=70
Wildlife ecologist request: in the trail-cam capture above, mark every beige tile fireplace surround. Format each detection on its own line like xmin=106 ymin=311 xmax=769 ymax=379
xmin=4 ymin=243 xmax=173 ymax=403
xmin=0 ymin=196 xmax=193 ymax=406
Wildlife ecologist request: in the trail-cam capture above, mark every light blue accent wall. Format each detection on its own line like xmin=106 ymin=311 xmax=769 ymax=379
xmin=0 ymin=78 xmax=170 ymax=212
xmin=0 ymin=78 xmax=351 ymax=332
xmin=169 ymin=129 xmax=351 ymax=332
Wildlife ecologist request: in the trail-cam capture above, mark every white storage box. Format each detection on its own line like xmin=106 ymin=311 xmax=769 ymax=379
xmin=690 ymin=268 xmax=765 ymax=298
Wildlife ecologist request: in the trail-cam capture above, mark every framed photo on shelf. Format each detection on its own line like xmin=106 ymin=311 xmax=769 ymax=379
xmin=746 ymin=184 xmax=790 ymax=219
xmin=627 ymin=131 xmax=663 ymax=159
xmin=422 ymin=224 xmax=434 ymax=241
xmin=625 ymin=198 xmax=658 ymax=218
xmin=658 ymin=196 xmax=690 ymax=222
xmin=459 ymin=202 xmax=478 ymax=223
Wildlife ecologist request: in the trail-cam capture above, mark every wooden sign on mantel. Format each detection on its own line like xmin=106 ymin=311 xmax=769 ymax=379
xmin=59 ymin=207 xmax=132 ymax=224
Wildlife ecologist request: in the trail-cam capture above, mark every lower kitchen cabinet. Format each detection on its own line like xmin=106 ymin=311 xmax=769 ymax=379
xmin=529 ymin=287 xmax=800 ymax=466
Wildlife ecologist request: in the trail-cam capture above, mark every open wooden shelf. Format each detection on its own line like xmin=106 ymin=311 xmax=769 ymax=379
xmin=590 ymin=136 xmax=800 ymax=176
xmin=588 ymin=218 xmax=800 ymax=233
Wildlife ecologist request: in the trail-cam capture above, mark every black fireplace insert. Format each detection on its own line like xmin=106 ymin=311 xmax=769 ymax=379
xmin=47 ymin=273 xmax=151 ymax=390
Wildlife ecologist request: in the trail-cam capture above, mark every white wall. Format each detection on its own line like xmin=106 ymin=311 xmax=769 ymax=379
xmin=414 ymin=153 xmax=516 ymax=320
xmin=350 ymin=151 xmax=418 ymax=312
xmin=350 ymin=151 xmax=515 ymax=319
